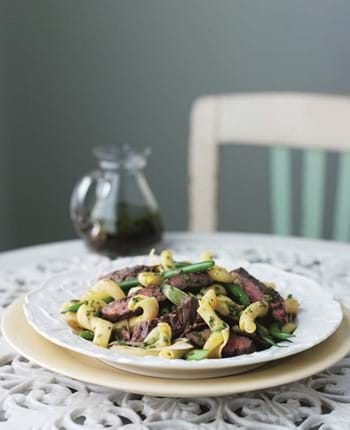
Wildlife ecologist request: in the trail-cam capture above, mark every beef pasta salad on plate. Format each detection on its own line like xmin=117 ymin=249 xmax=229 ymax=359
xmin=24 ymin=249 xmax=342 ymax=378
xmin=60 ymin=250 xmax=300 ymax=361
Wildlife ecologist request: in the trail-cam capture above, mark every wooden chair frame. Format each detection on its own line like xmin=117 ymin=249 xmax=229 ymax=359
xmin=189 ymin=92 xmax=350 ymax=240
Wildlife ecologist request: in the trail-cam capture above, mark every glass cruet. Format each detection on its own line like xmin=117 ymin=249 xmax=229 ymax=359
xmin=70 ymin=144 xmax=163 ymax=257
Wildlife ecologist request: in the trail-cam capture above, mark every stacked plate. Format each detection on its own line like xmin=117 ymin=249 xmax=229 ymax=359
xmin=1 ymin=257 xmax=349 ymax=398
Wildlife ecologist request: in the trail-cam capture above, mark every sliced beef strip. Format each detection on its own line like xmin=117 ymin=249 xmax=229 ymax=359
xmin=109 ymin=293 xmax=201 ymax=343
xmin=129 ymin=286 xmax=165 ymax=302
xmin=232 ymin=267 xmax=287 ymax=324
xmin=270 ymin=301 xmax=288 ymax=324
xmin=185 ymin=328 xmax=211 ymax=348
xmin=101 ymin=298 xmax=141 ymax=323
xmin=231 ymin=267 xmax=278 ymax=302
xmin=101 ymin=264 xmax=158 ymax=283
xmin=130 ymin=297 xmax=199 ymax=344
xmin=160 ymin=296 xmax=200 ymax=338
xmin=101 ymin=286 xmax=165 ymax=323
xmin=167 ymin=272 xmax=212 ymax=290
xmin=130 ymin=319 xmax=158 ymax=343
xmin=222 ymin=334 xmax=256 ymax=357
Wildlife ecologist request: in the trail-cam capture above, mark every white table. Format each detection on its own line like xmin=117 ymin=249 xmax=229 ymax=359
xmin=1 ymin=232 xmax=350 ymax=429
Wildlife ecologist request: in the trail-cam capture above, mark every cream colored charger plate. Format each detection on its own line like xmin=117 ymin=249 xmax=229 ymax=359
xmin=2 ymin=296 xmax=350 ymax=398
xmin=22 ymin=257 xmax=343 ymax=378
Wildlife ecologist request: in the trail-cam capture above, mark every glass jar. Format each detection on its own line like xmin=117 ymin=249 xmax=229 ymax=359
xmin=70 ymin=144 xmax=163 ymax=257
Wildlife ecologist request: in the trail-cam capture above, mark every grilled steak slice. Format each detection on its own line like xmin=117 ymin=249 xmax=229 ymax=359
xmin=222 ymin=334 xmax=255 ymax=357
xmin=270 ymin=301 xmax=288 ymax=324
xmin=167 ymin=272 xmax=212 ymax=290
xmin=160 ymin=296 xmax=200 ymax=338
xmin=185 ymin=328 xmax=211 ymax=348
xmin=129 ymin=286 xmax=166 ymax=302
xmin=130 ymin=319 xmax=158 ymax=343
xmin=101 ymin=265 xmax=158 ymax=283
xmin=130 ymin=297 xmax=200 ymax=343
xmin=101 ymin=287 xmax=165 ymax=323
xmin=101 ymin=298 xmax=141 ymax=323
xmin=232 ymin=267 xmax=287 ymax=324
xmin=231 ymin=268 xmax=275 ymax=302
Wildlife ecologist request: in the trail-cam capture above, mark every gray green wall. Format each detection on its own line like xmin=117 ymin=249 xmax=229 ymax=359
xmin=1 ymin=1 xmax=350 ymax=250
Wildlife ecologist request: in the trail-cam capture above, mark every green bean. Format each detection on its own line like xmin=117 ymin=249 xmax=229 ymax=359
xmin=256 ymin=323 xmax=281 ymax=347
xmin=256 ymin=322 xmax=269 ymax=337
xmin=61 ymin=295 xmax=115 ymax=314
xmin=163 ymin=260 xmax=215 ymax=279
xmin=79 ymin=330 xmax=94 ymax=341
xmin=119 ymin=260 xmax=215 ymax=292
xmin=269 ymin=323 xmax=295 ymax=341
xmin=118 ymin=278 xmax=140 ymax=290
xmin=61 ymin=301 xmax=86 ymax=314
xmin=261 ymin=335 xmax=280 ymax=347
xmin=185 ymin=349 xmax=209 ymax=360
xmin=162 ymin=283 xmax=189 ymax=306
xmin=174 ymin=261 xmax=190 ymax=268
xmin=225 ymin=283 xmax=250 ymax=307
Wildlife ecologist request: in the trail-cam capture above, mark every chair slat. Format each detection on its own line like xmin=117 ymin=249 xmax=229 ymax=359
xmin=333 ymin=152 xmax=350 ymax=241
xmin=270 ymin=148 xmax=292 ymax=235
xmin=301 ymin=150 xmax=326 ymax=238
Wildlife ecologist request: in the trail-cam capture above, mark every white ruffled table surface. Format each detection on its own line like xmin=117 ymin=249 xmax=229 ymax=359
xmin=1 ymin=232 xmax=350 ymax=430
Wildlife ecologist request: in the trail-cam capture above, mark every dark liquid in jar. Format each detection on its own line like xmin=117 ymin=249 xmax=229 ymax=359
xmin=75 ymin=203 xmax=163 ymax=258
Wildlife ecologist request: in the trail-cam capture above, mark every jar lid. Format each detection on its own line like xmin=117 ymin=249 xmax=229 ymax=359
xmin=93 ymin=144 xmax=150 ymax=170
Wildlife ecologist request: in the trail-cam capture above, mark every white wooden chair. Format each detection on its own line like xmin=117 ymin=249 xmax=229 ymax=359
xmin=189 ymin=92 xmax=350 ymax=240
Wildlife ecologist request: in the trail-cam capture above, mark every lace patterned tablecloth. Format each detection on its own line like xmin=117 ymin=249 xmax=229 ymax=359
xmin=1 ymin=234 xmax=350 ymax=430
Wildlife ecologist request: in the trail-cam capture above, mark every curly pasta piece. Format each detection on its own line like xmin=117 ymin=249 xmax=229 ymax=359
xmin=62 ymin=311 xmax=80 ymax=331
xmin=128 ymin=295 xmax=159 ymax=328
xmin=197 ymin=290 xmax=229 ymax=358
xmin=158 ymin=341 xmax=193 ymax=359
xmin=110 ymin=345 xmax=160 ymax=357
xmin=137 ymin=272 xmax=163 ymax=287
xmin=215 ymin=295 xmax=241 ymax=318
xmin=203 ymin=331 xmax=229 ymax=358
xmin=284 ymin=297 xmax=300 ymax=315
xmin=111 ymin=338 xmax=192 ymax=359
xmin=160 ymin=249 xmax=175 ymax=271
xmin=81 ymin=278 xmax=125 ymax=301
xmin=76 ymin=299 xmax=106 ymax=331
xmin=91 ymin=317 xmax=113 ymax=347
xmin=239 ymin=301 xmax=268 ymax=334
xmin=144 ymin=323 xmax=172 ymax=348
xmin=208 ymin=266 xmax=233 ymax=283
xmin=200 ymin=284 xmax=227 ymax=297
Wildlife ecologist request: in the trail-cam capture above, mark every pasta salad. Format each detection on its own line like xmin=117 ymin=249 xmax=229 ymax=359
xmin=61 ymin=250 xmax=299 ymax=360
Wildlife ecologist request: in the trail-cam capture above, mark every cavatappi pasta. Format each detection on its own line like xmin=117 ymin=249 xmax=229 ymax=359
xmin=61 ymin=249 xmax=300 ymax=360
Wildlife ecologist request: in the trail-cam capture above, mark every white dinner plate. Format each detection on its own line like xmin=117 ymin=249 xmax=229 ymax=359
xmin=24 ymin=256 xmax=343 ymax=379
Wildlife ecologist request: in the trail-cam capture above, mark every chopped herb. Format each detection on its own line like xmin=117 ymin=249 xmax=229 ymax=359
xmin=209 ymin=316 xmax=215 ymax=327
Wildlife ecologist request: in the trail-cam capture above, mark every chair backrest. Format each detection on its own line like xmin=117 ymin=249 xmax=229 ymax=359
xmin=189 ymin=92 xmax=350 ymax=240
